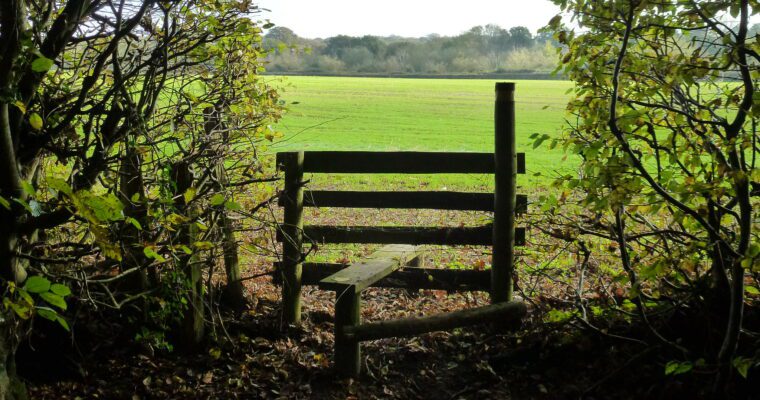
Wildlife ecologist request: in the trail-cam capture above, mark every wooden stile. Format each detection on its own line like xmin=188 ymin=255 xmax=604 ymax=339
xmin=274 ymin=82 xmax=529 ymax=377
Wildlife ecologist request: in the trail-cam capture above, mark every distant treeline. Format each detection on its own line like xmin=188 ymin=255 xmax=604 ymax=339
xmin=262 ymin=25 xmax=559 ymax=76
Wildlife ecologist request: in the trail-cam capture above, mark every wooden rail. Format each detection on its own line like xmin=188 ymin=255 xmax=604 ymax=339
xmin=277 ymin=225 xmax=526 ymax=246
xmin=279 ymin=191 xmax=528 ymax=213
xmin=277 ymin=151 xmax=526 ymax=174
xmin=342 ymin=301 xmax=527 ymax=342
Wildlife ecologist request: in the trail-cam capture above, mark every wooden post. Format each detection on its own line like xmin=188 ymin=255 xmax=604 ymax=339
xmin=334 ymin=290 xmax=361 ymax=377
xmin=492 ymin=82 xmax=516 ymax=304
xmin=281 ymin=151 xmax=304 ymax=325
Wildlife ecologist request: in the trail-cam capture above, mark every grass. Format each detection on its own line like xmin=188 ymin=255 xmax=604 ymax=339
xmin=266 ymin=76 xmax=576 ymax=189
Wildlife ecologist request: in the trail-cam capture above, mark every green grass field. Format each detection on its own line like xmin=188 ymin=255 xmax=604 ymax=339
xmin=267 ymin=76 xmax=575 ymax=189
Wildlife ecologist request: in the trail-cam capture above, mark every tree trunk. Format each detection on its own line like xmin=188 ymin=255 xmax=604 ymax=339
xmin=0 ymin=101 xmax=28 ymax=400
xmin=215 ymin=163 xmax=247 ymax=310
xmin=172 ymin=162 xmax=205 ymax=350
xmin=220 ymin=208 xmax=247 ymax=310
xmin=118 ymin=147 xmax=153 ymax=292
xmin=0 ymin=319 xmax=27 ymax=400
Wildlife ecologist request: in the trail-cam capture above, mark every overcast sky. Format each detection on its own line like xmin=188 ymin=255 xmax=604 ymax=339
xmin=256 ymin=0 xmax=562 ymax=38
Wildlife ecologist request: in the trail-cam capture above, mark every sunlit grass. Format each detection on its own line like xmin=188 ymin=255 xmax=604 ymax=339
xmin=266 ymin=76 xmax=576 ymax=190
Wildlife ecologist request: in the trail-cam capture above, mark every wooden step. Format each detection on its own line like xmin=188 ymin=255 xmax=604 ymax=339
xmin=318 ymin=244 xmax=423 ymax=293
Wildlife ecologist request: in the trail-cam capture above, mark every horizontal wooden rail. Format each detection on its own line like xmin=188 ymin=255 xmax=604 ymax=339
xmin=273 ymin=262 xmax=492 ymax=292
xmin=276 ymin=151 xmax=526 ymax=174
xmin=278 ymin=225 xmax=526 ymax=246
xmin=341 ymin=301 xmax=527 ymax=342
xmin=280 ymin=191 xmax=528 ymax=212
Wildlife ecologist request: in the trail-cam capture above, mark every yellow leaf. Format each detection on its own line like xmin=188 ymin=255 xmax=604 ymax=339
xmin=13 ymin=101 xmax=26 ymax=114
xmin=184 ymin=187 xmax=196 ymax=204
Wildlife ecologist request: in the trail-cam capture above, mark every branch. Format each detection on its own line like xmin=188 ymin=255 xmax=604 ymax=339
xmin=606 ymin=2 xmax=729 ymax=254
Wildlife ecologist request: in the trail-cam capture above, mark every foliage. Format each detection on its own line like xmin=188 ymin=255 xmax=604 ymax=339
xmin=0 ymin=0 xmax=282 ymax=396
xmin=540 ymin=0 xmax=759 ymax=390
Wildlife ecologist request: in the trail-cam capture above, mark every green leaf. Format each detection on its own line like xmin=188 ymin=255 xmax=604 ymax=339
xmin=39 ymin=292 xmax=67 ymax=310
xmin=47 ymin=177 xmax=72 ymax=196
xmin=24 ymin=276 xmax=51 ymax=294
xmin=126 ymin=217 xmax=143 ymax=230
xmin=210 ymin=193 xmax=226 ymax=206
xmin=13 ymin=198 xmax=32 ymax=214
xmin=29 ymin=113 xmax=43 ymax=130
xmin=193 ymin=241 xmax=214 ymax=250
xmin=732 ymin=357 xmax=752 ymax=379
xmin=36 ymin=307 xmax=70 ymax=331
xmin=746 ymin=286 xmax=760 ymax=296
xmin=21 ymin=181 xmax=35 ymax=197
xmin=143 ymin=247 xmax=166 ymax=263
xmin=50 ymin=283 xmax=72 ymax=297
xmin=184 ymin=90 xmax=199 ymax=103
xmin=36 ymin=307 xmax=58 ymax=322
xmin=664 ymin=360 xmax=692 ymax=375
xmin=55 ymin=315 xmax=70 ymax=331
xmin=0 ymin=196 xmax=10 ymax=210
xmin=224 ymin=200 xmax=242 ymax=211
xmin=31 ymin=56 xmax=54 ymax=72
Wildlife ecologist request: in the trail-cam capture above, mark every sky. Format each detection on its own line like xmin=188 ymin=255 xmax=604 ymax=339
xmin=255 ymin=0 xmax=562 ymax=39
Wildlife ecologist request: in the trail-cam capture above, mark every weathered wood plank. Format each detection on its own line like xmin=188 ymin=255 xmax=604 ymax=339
xmin=277 ymin=262 xmax=492 ymax=291
xmin=280 ymin=191 xmax=529 ymax=212
xmin=319 ymin=244 xmax=422 ymax=293
xmin=342 ymin=301 xmax=527 ymax=342
xmin=293 ymin=151 xmax=526 ymax=174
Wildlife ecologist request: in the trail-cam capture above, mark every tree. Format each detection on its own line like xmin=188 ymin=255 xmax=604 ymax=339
xmin=544 ymin=0 xmax=758 ymax=393
xmin=508 ymin=26 xmax=533 ymax=49
xmin=264 ymin=25 xmax=556 ymax=75
xmin=0 ymin=1 xmax=280 ymax=397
